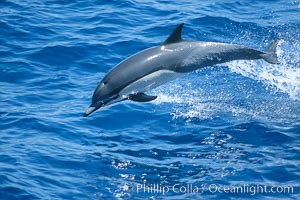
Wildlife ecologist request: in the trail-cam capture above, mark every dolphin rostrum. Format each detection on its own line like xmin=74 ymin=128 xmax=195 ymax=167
xmin=84 ymin=23 xmax=279 ymax=117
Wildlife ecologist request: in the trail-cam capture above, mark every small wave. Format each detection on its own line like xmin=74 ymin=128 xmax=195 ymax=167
xmin=28 ymin=45 xmax=87 ymax=67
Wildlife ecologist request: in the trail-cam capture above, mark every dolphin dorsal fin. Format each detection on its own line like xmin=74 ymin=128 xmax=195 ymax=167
xmin=162 ymin=23 xmax=184 ymax=45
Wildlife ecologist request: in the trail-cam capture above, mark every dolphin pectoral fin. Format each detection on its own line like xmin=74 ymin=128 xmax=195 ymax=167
xmin=162 ymin=23 xmax=184 ymax=45
xmin=129 ymin=93 xmax=157 ymax=102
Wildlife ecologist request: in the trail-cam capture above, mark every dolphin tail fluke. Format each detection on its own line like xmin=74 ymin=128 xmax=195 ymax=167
xmin=261 ymin=39 xmax=280 ymax=64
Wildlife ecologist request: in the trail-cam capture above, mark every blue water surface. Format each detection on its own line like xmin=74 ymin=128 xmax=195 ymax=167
xmin=1 ymin=0 xmax=300 ymax=199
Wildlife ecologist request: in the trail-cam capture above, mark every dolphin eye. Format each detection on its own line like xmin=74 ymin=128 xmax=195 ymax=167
xmin=103 ymin=81 xmax=107 ymax=85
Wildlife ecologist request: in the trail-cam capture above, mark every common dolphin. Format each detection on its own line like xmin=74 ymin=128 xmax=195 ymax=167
xmin=84 ymin=23 xmax=279 ymax=117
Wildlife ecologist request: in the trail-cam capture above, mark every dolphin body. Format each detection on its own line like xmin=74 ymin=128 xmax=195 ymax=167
xmin=84 ymin=23 xmax=279 ymax=117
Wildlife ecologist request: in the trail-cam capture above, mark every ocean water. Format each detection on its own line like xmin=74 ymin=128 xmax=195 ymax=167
xmin=1 ymin=0 xmax=300 ymax=199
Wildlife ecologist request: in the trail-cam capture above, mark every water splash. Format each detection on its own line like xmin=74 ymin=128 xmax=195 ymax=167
xmin=152 ymin=39 xmax=300 ymax=122
xmin=228 ymin=39 xmax=300 ymax=100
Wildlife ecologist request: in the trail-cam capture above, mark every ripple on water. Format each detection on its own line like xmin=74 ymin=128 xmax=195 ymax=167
xmin=0 ymin=0 xmax=299 ymax=199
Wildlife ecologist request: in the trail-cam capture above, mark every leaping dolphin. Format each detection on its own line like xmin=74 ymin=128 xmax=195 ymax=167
xmin=84 ymin=23 xmax=279 ymax=117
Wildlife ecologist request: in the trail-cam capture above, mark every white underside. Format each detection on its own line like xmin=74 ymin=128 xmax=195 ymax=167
xmin=119 ymin=69 xmax=181 ymax=98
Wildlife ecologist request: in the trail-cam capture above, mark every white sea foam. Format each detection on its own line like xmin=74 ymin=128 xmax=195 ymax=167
xmin=227 ymin=39 xmax=300 ymax=100
xmin=151 ymin=39 xmax=300 ymax=121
